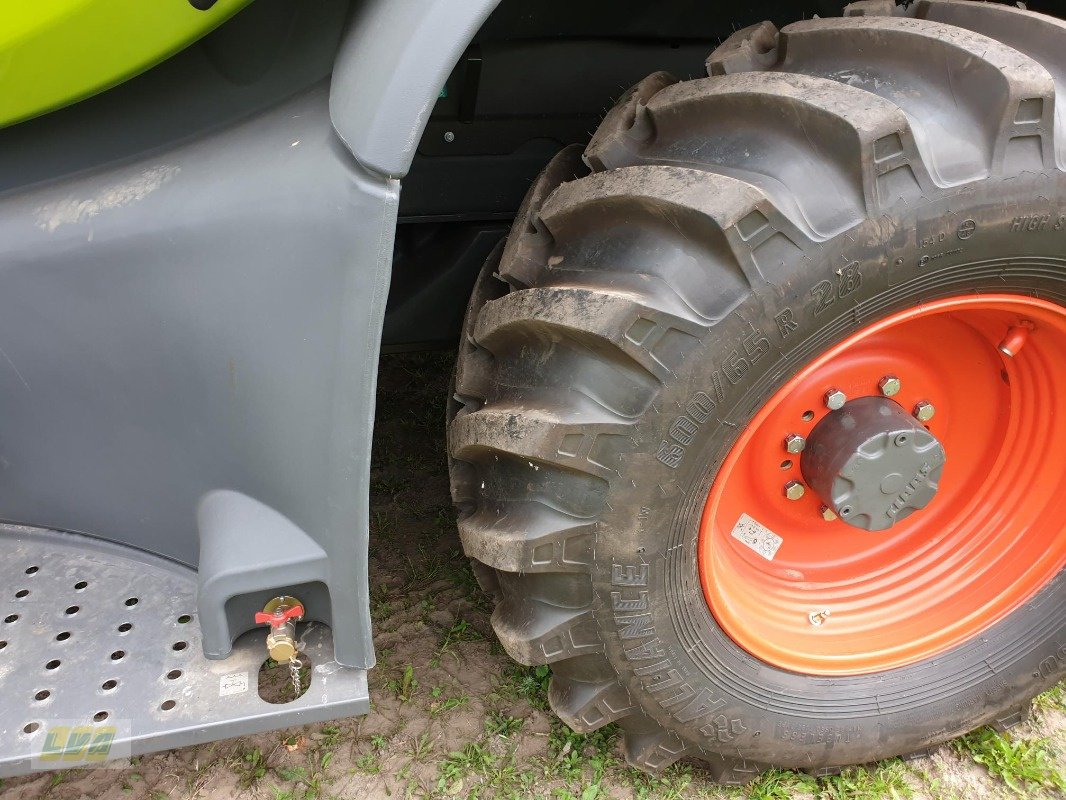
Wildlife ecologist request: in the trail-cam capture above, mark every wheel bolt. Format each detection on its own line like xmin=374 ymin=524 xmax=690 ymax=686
xmin=878 ymin=375 xmax=901 ymax=397
xmin=913 ymin=400 xmax=935 ymax=422
xmin=784 ymin=481 xmax=805 ymax=501
xmin=824 ymin=389 xmax=847 ymax=410
xmin=784 ymin=434 xmax=806 ymax=454
xmin=820 ymin=505 xmax=837 ymax=522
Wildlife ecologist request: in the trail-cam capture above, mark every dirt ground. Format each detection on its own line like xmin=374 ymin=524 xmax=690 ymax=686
xmin=3 ymin=352 xmax=1063 ymax=800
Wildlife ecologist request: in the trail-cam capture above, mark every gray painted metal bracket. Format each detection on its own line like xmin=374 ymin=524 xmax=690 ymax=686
xmin=0 ymin=526 xmax=368 ymax=778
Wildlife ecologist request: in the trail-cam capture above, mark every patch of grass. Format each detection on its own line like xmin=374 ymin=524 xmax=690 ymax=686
xmin=370 ymin=473 xmax=412 ymax=499
xmin=817 ymin=760 xmax=912 ymax=800
xmin=353 ymin=752 xmax=380 ymax=774
xmin=370 ymin=509 xmax=394 ymax=540
xmin=235 ymin=747 xmax=268 ymax=787
xmin=433 ymin=504 xmax=457 ymax=533
xmin=384 ymin=664 xmax=419 ymax=702
xmin=500 ymin=663 xmax=552 ymax=711
xmin=955 ymin=727 xmax=1066 ymax=795
xmin=431 ymin=693 xmax=470 ymax=717
xmin=1034 ymin=682 xmax=1066 ymax=713
xmin=410 ymin=730 xmax=435 ymax=761
xmin=403 ymin=542 xmax=444 ymax=587
xmin=274 ymin=766 xmax=308 ymax=783
xmin=626 ymin=764 xmax=705 ymax=800
xmin=315 ymin=724 xmax=344 ymax=750
xmin=546 ymin=721 xmax=617 ymax=783
xmin=435 ymin=741 xmax=527 ymax=798
xmin=443 ymin=555 xmax=494 ymax=612
xmin=745 ymin=768 xmax=817 ymax=800
xmin=485 ymin=710 xmax=524 ymax=738
xmin=438 ymin=741 xmax=494 ymax=776
xmin=274 ymin=763 xmax=326 ymax=799
xmin=371 ymin=598 xmax=393 ymax=624
xmin=552 ymin=785 xmax=605 ymax=800
xmin=433 ymin=617 xmax=483 ymax=667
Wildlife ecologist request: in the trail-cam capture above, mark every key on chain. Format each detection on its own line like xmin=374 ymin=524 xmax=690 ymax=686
xmin=288 ymin=654 xmax=303 ymax=699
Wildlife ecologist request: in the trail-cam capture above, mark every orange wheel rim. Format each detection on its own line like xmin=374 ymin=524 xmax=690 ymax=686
xmin=698 ymin=294 xmax=1066 ymax=675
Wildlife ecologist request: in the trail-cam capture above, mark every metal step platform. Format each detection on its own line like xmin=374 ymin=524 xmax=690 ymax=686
xmin=0 ymin=525 xmax=369 ymax=777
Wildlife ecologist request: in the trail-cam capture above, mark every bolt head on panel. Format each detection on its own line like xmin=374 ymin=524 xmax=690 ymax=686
xmin=784 ymin=481 xmax=806 ymax=501
xmin=784 ymin=434 xmax=807 ymax=454
xmin=825 ymin=389 xmax=847 ymax=410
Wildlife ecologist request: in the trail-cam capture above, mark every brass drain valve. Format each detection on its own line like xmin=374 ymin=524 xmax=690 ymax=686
xmin=254 ymin=596 xmax=304 ymax=662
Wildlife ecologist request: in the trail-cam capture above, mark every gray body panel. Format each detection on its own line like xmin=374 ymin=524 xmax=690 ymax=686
xmin=0 ymin=0 xmax=503 ymax=682
xmin=0 ymin=84 xmax=391 ymax=668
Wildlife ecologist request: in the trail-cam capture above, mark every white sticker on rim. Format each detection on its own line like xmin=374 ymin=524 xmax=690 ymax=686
xmin=730 ymin=513 xmax=783 ymax=561
xmin=219 ymin=671 xmax=249 ymax=698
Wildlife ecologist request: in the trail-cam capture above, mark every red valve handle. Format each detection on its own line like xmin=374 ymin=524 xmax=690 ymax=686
xmin=254 ymin=604 xmax=304 ymax=627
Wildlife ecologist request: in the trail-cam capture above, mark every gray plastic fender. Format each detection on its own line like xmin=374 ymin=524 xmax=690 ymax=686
xmin=330 ymin=0 xmax=502 ymax=177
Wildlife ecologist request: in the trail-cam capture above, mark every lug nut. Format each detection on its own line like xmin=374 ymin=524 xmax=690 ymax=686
xmin=820 ymin=505 xmax=837 ymax=522
xmin=824 ymin=389 xmax=847 ymax=411
xmin=784 ymin=434 xmax=807 ymax=454
xmin=878 ymin=375 xmax=901 ymax=397
xmin=784 ymin=480 xmax=806 ymax=501
xmin=913 ymin=400 xmax=935 ymax=422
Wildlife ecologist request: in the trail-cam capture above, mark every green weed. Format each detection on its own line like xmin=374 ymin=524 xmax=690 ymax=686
xmin=501 ymin=663 xmax=551 ymax=711
xmin=353 ymin=752 xmax=380 ymax=774
xmin=746 ymin=768 xmax=818 ymax=800
xmin=410 ymin=730 xmax=435 ymax=760
xmin=435 ymin=741 xmax=521 ymax=797
xmin=433 ymin=617 xmax=483 ymax=666
xmin=626 ymin=763 xmax=704 ymax=800
xmin=546 ymin=721 xmax=616 ymax=783
xmin=1034 ymin=682 xmax=1066 ymax=713
xmin=817 ymin=760 xmax=912 ymax=800
xmin=484 ymin=710 xmax=524 ymax=738
xmin=956 ymin=727 xmax=1066 ymax=795
xmin=236 ymin=747 xmax=268 ymax=787
xmin=384 ymin=664 xmax=419 ymax=702
xmin=431 ymin=694 xmax=470 ymax=716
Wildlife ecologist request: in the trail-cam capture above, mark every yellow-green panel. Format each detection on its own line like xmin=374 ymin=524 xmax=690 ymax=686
xmin=0 ymin=0 xmax=254 ymax=129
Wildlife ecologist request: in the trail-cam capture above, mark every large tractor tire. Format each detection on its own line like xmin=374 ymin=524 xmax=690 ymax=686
xmin=448 ymin=0 xmax=1066 ymax=778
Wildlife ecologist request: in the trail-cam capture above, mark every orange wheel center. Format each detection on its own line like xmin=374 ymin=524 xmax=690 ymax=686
xmin=698 ymin=294 xmax=1066 ymax=675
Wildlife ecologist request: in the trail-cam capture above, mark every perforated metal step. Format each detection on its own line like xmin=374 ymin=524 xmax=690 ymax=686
xmin=0 ymin=525 xmax=369 ymax=778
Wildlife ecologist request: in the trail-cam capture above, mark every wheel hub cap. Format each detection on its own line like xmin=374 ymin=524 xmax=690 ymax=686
xmin=801 ymin=397 xmax=946 ymax=531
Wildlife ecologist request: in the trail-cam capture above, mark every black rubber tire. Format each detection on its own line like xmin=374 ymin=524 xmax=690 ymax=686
xmin=448 ymin=0 xmax=1066 ymax=779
